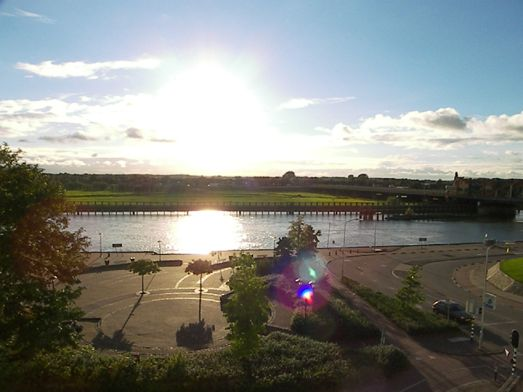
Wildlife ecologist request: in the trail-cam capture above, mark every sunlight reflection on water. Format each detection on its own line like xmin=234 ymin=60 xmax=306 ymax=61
xmin=69 ymin=211 xmax=523 ymax=253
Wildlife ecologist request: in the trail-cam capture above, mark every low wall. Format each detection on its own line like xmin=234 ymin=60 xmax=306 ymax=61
xmin=488 ymin=263 xmax=523 ymax=295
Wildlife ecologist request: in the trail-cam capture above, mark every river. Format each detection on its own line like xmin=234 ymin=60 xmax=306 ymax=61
xmin=68 ymin=210 xmax=523 ymax=254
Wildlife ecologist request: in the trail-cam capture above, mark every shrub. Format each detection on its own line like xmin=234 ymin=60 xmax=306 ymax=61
xmin=343 ymin=277 xmax=458 ymax=335
xmin=1 ymin=333 xmax=351 ymax=392
xmin=248 ymin=332 xmax=351 ymax=391
xmin=176 ymin=320 xmax=213 ymax=349
xmin=291 ymin=296 xmax=379 ymax=343
xmin=291 ymin=312 xmax=334 ymax=341
xmin=359 ymin=345 xmax=409 ymax=377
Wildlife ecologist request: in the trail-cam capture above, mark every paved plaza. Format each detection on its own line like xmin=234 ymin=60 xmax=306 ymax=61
xmin=77 ymin=250 xmax=273 ymax=353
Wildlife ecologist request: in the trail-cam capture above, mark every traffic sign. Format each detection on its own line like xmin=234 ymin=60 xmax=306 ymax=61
xmin=465 ymin=299 xmax=475 ymax=314
xmin=484 ymin=293 xmax=496 ymax=310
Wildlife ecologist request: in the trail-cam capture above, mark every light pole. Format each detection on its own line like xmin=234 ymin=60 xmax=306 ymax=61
xmin=479 ymin=234 xmax=496 ymax=349
xmin=157 ymin=240 xmax=162 ymax=262
xmin=98 ymin=232 xmax=102 ymax=256
xmin=341 ymin=218 xmax=359 ymax=277
xmin=373 ymin=211 xmax=381 ymax=251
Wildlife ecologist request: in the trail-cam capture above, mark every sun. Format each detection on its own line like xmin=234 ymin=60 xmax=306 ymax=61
xmin=152 ymin=61 xmax=268 ymax=171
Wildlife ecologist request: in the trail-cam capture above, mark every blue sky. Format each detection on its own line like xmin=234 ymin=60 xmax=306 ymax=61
xmin=1 ymin=0 xmax=522 ymax=178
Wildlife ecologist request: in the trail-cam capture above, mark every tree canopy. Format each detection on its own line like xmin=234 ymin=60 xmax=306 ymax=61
xmin=0 ymin=144 xmax=89 ymax=356
xmin=223 ymin=253 xmax=270 ymax=357
xmin=285 ymin=216 xmax=322 ymax=257
xmin=129 ymin=258 xmax=160 ymax=277
xmin=396 ymin=265 xmax=424 ymax=308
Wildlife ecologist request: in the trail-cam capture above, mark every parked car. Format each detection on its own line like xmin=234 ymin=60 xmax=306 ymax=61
xmin=432 ymin=300 xmax=473 ymax=323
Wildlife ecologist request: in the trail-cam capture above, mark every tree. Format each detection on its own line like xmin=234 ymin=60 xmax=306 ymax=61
xmin=275 ymin=236 xmax=292 ymax=260
xmin=129 ymin=258 xmax=160 ymax=295
xmin=288 ymin=216 xmax=321 ymax=256
xmin=185 ymin=259 xmax=213 ymax=322
xmin=0 ymin=144 xmax=89 ymax=357
xmin=223 ymin=253 xmax=270 ymax=357
xmin=396 ymin=265 xmax=424 ymax=308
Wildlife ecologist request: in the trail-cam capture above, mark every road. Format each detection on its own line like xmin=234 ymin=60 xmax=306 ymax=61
xmin=324 ymin=242 xmax=523 ymax=391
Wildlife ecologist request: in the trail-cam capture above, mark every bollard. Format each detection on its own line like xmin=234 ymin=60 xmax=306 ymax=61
xmin=470 ymin=317 xmax=475 ymax=342
xmin=512 ymin=347 xmax=518 ymax=376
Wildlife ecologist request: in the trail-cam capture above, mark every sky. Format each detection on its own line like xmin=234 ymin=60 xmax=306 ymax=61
xmin=1 ymin=0 xmax=522 ymax=179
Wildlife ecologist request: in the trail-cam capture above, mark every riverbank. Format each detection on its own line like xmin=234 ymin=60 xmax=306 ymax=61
xmin=83 ymin=241 xmax=523 ymax=270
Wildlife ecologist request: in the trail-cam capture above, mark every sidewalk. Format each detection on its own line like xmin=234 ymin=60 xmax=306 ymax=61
xmin=330 ymin=279 xmax=502 ymax=391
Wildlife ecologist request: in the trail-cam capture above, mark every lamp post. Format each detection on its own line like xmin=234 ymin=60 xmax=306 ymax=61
xmin=479 ymin=234 xmax=496 ymax=349
xmin=98 ymin=232 xmax=102 ymax=256
xmin=157 ymin=240 xmax=162 ymax=262
xmin=373 ymin=212 xmax=381 ymax=251
xmin=341 ymin=218 xmax=359 ymax=277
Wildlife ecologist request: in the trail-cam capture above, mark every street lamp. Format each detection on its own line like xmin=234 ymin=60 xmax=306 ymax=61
xmin=157 ymin=240 xmax=162 ymax=262
xmin=479 ymin=234 xmax=496 ymax=349
xmin=98 ymin=232 xmax=102 ymax=256
xmin=342 ymin=218 xmax=359 ymax=277
xmin=373 ymin=211 xmax=381 ymax=251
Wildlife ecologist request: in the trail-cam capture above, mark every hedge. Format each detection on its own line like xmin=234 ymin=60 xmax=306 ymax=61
xmin=342 ymin=277 xmax=459 ymax=335
xmin=291 ymin=295 xmax=380 ymax=342
xmin=1 ymin=332 xmax=350 ymax=392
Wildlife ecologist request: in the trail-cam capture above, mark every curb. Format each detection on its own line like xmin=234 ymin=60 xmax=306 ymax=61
xmin=498 ymin=375 xmax=520 ymax=392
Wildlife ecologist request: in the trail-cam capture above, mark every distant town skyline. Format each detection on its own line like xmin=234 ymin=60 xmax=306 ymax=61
xmin=1 ymin=0 xmax=522 ymax=179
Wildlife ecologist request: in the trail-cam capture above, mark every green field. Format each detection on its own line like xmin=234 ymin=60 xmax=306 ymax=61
xmin=65 ymin=190 xmax=376 ymax=204
xmin=500 ymin=257 xmax=523 ymax=284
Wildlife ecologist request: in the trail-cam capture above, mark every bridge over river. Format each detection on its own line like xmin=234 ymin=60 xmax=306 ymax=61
xmin=71 ymin=200 xmax=493 ymax=220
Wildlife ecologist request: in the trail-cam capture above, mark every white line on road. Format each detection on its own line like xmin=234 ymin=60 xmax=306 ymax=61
xmin=485 ymin=321 xmax=517 ymax=326
xmin=397 ymin=379 xmax=426 ymax=392
xmin=174 ymin=273 xmax=193 ymax=288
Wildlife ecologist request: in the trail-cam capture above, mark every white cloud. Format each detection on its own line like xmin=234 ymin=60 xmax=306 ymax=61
xmin=322 ymin=108 xmax=523 ymax=150
xmin=279 ymin=96 xmax=354 ymax=110
xmin=15 ymin=58 xmax=161 ymax=79
xmin=0 ymin=8 xmax=55 ymax=24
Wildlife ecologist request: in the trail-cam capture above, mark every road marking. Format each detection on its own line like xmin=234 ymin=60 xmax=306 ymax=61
xmin=201 ymin=268 xmax=231 ymax=283
xmin=448 ymin=337 xmax=470 ymax=343
xmin=174 ymin=273 xmax=193 ymax=288
xmin=485 ymin=321 xmax=517 ymax=326
xmin=397 ymin=379 xmax=426 ymax=392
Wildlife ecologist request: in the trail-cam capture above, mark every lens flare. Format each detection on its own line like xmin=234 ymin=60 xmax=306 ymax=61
xmin=297 ymin=283 xmax=314 ymax=305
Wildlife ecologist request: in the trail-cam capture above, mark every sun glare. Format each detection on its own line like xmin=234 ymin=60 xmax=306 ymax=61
xmin=169 ymin=210 xmax=243 ymax=254
xmin=152 ymin=62 xmax=268 ymax=171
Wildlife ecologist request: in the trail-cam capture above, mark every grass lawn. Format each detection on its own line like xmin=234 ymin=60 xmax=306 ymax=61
xmin=500 ymin=257 xmax=523 ymax=284
xmin=65 ymin=190 xmax=377 ymax=204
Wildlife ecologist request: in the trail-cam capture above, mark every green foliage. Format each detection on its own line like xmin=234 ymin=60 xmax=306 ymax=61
xmin=2 ymin=333 xmax=351 ymax=392
xmin=128 ymin=259 xmax=160 ymax=276
xmin=291 ymin=296 xmax=379 ymax=342
xmin=275 ymin=236 xmax=293 ymax=259
xmin=0 ymin=144 xmax=88 ymax=357
xmin=291 ymin=313 xmax=333 ymax=341
xmin=359 ymin=345 xmax=409 ymax=377
xmin=343 ymin=278 xmax=458 ymax=335
xmin=500 ymin=257 xmax=523 ymax=283
xmin=185 ymin=259 xmax=213 ymax=276
xmin=396 ymin=265 xmax=424 ymax=308
xmin=176 ymin=320 xmax=213 ymax=349
xmin=223 ymin=254 xmax=271 ymax=357
xmin=288 ymin=216 xmax=321 ymax=255
xmin=247 ymin=332 xmax=351 ymax=391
